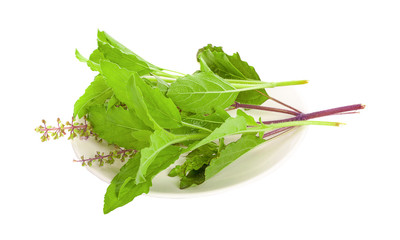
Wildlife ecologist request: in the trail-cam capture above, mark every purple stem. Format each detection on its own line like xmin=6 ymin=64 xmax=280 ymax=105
xmin=233 ymin=102 xmax=299 ymax=116
xmin=262 ymin=104 xmax=365 ymax=124
xmin=263 ymin=126 xmax=295 ymax=139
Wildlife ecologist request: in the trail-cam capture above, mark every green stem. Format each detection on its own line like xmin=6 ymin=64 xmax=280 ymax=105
xmin=232 ymin=80 xmax=308 ymax=90
xmin=163 ymin=69 xmax=186 ymax=76
xmin=143 ymin=73 xmax=308 ymax=91
xmin=225 ymin=79 xmax=308 ymax=85
xmin=182 ymin=122 xmax=213 ymax=133
xmin=142 ymin=76 xmax=176 ymax=83
xmin=224 ymin=79 xmax=266 ymax=84
xmin=175 ymin=81 xmax=309 ymax=94
xmin=186 ymin=120 xmax=341 ymax=153
xmin=237 ymin=120 xmax=342 ymax=134
xmin=153 ymin=71 xmax=183 ymax=79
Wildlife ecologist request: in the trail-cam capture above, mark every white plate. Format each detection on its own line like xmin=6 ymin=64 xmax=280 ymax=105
xmin=71 ymin=87 xmax=306 ymax=198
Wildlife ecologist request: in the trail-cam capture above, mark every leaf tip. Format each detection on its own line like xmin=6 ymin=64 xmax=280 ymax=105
xmin=103 ymin=206 xmax=111 ymax=215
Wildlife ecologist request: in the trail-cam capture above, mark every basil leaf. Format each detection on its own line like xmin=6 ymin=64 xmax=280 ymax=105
xmin=169 ymin=142 xmax=218 ymax=178
xmin=205 ymin=135 xmax=266 ymax=180
xmin=88 ymin=105 xmax=152 ymax=150
xmin=167 ymin=72 xmax=238 ymax=114
xmin=197 ymin=44 xmax=269 ymax=105
xmin=73 ymin=75 xmax=113 ymax=118
xmin=97 ymin=30 xmax=162 ymax=75
xmin=186 ymin=116 xmax=248 ymax=152
xmin=75 ymin=49 xmax=101 ymax=72
xmin=104 ymin=146 xmax=181 ymax=214
xmin=236 ymin=109 xmax=258 ymax=126
xmin=101 ymin=60 xmax=181 ymax=129
xmin=179 ymin=165 xmax=207 ymax=189
xmin=182 ymin=108 xmax=230 ymax=131
xmin=132 ymin=71 xmax=181 ymax=129
xmin=135 ymin=130 xmax=205 ymax=183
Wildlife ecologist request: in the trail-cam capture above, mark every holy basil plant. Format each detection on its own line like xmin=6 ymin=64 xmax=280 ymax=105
xmin=36 ymin=30 xmax=364 ymax=214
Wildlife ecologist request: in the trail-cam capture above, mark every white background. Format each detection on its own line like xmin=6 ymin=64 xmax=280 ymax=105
xmin=1 ymin=0 xmax=399 ymax=239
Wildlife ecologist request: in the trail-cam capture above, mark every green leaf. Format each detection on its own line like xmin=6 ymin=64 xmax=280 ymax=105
xmin=135 ymin=130 xmax=205 ymax=183
xmin=182 ymin=108 xmax=230 ymax=131
xmin=197 ymin=44 xmax=269 ymax=105
xmin=196 ymin=44 xmax=224 ymax=58
xmin=104 ymin=146 xmax=181 ymax=214
xmin=101 ymin=60 xmax=181 ymax=129
xmin=205 ymin=134 xmax=266 ymax=180
xmin=87 ymin=105 xmax=152 ymax=149
xmin=131 ymin=130 xmax=152 ymax=144
xmin=100 ymin=60 xmax=158 ymax=129
xmin=136 ymin=130 xmax=182 ymax=183
xmin=167 ymin=72 xmax=238 ymax=114
xmin=197 ymin=45 xmax=249 ymax=79
xmin=108 ymin=153 xmax=141 ymax=196
xmin=106 ymin=94 xmax=119 ymax=111
xmin=168 ymin=143 xmax=218 ymax=189
xmin=97 ymin=31 xmax=133 ymax=54
xmin=89 ymin=49 xmax=104 ymax=65
xmin=103 ymin=155 xmax=148 ymax=214
xmin=186 ymin=116 xmax=248 ymax=152
xmin=75 ymin=49 xmax=101 ymax=71
xmin=97 ymin=30 xmax=162 ymax=75
xmin=169 ymin=142 xmax=218 ymax=178
xmin=172 ymin=141 xmax=219 ymax=189
xmin=153 ymin=75 xmax=169 ymax=95
xmin=100 ymin=60 xmax=131 ymax=100
xmin=73 ymin=75 xmax=113 ymax=118
xmin=179 ymin=165 xmax=207 ymax=189
xmin=236 ymin=109 xmax=258 ymax=126
xmin=132 ymin=71 xmax=181 ymax=129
